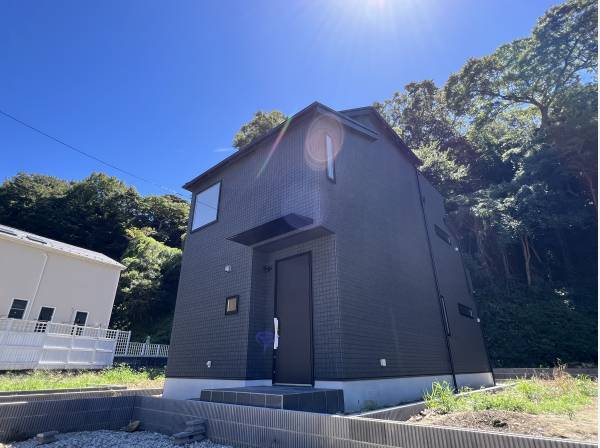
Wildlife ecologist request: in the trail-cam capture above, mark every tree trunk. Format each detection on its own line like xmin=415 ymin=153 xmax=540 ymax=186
xmin=582 ymin=169 xmax=598 ymax=213
xmin=521 ymin=234 xmax=532 ymax=287
xmin=501 ymin=245 xmax=512 ymax=281
xmin=555 ymin=229 xmax=573 ymax=284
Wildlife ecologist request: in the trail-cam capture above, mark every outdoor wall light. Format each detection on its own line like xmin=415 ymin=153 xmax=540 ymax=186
xmin=263 ymin=265 xmax=272 ymax=272
xmin=225 ymin=265 xmax=232 ymax=272
xmin=225 ymin=295 xmax=239 ymax=315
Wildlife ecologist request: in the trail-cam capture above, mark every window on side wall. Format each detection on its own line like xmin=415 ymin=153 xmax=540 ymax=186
xmin=192 ymin=181 xmax=221 ymax=231
xmin=37 ymin=307 xmax=55 ymax=322
xmin=8 ymin=299 xmax=27 ymax=319
xmin=325 ymin=134 xmax=335 ymax=182
xmin=74 ymin=311 xmax=88 ymax=326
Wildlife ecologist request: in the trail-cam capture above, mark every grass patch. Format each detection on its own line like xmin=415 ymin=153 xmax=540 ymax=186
xmin=0 ymin=365 xmax=164 ymax=392
xmin=424 ymin=370 xmax=597 ymax=417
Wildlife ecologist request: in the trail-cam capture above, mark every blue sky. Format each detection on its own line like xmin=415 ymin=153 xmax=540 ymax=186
xmin=1 ymin=0 xmax=558 ymax=198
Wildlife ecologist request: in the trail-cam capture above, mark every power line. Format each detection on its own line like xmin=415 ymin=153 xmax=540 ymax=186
xmin=0 ymin=108 xmax=189 ymax=199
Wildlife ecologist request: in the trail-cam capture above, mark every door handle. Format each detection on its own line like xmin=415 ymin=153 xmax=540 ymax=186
xmin=273 ymin=317 xmax=279 ymax=350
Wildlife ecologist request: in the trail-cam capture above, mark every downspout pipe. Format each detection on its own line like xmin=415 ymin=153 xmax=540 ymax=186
xmin=414 ymin=168 xmax=458 ymax=391
xmin=25 ymin=252 xmax=48 ymax=320
xmin=444 ymin=220 xmax=496 ymax=386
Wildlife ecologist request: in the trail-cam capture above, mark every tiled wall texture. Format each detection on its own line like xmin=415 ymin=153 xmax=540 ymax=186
xmin=0 ymin=394 xmax=595 ymax=447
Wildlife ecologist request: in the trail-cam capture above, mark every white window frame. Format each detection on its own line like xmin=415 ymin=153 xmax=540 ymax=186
xmin=191 ymin=181 xmax=222 ymax=231
xmin=37 ymin=306 xmax=56 ymax=322
xmin=325 ymin=134 xmax=335 ymax=182
xmin=72 ymin=310 xmax=89 ymax=326
xmin=7 ymin=298 xmax=28 ymax=320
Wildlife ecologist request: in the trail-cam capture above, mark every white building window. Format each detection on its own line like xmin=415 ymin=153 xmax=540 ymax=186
xmin=37 ymin=306 xmax=55 ymax=322
xmin=74 ymin=311 xmax=88 ymax=326
xmin=8 ymin=299 xmax=27 ymax=319
xmin=192 ymin=182 xmax=221 ymax=231
xmin=325 ymin=134 xmax=335 ymax=181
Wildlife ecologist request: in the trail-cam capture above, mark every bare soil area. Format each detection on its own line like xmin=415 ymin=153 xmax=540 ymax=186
xmin=410 ymin=397 xmax=597 ymax=442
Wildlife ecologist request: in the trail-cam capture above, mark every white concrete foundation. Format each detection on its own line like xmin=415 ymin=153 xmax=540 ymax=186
xmin=163 ymin=378 xmax=271 ymax=400
xmin=316 ymin=374 xmax=454 ymax=412
xmin=456 ymin=371 xmax=494 ymax=389
xmin=317 ymin=372 xmax=494 ymax=412
xmin=163 ymin=372 xmax=495 ymax=411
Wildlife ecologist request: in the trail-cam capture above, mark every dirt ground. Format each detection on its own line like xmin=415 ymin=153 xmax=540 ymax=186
xmin=409 ymin=397 xmax=597 ymax=442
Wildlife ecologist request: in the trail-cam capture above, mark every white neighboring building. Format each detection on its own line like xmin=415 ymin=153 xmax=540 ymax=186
xmin=0 ymin=224 xmax=125 ymax=328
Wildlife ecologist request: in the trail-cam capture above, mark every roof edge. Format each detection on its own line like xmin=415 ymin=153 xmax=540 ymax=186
xmin=0 ymin=227 xmax=125 ymax=270
xmin=183 ymin=101 xmax=380 ymax=191
xmin=340 ymin=106 xmax=422 ymax=166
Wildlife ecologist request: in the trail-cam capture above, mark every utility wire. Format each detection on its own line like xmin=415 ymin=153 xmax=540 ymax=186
xmin=0 ymin=108 xmax=189 ymax=199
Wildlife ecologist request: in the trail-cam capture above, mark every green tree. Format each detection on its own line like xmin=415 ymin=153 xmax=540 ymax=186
xmin=376 ymin=0 xmax=597 ymax=365
xmin=0 ymin=173 xmax=70 ymax=238
xmin=111 ymin=228 xmax=182 ymax=343
xmin=232 ymin=110 xmax=287 ymax=149
xmin=136 ymin=195 xmax=189 ymax=248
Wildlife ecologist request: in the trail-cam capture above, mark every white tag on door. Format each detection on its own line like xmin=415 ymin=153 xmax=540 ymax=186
xmin=273 ymin=317 xmax=279 ymax=350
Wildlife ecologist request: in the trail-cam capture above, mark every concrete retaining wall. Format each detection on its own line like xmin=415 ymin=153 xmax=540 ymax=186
xmin=0 ymin=387 xmax=162 ymax=404
xmin=0 ymin=396 xmax=135 ymax=442
xmin=0 ymin=393 xmax=596 ymax=447
xmin=135 ymin=396 xmax=596 ymax=448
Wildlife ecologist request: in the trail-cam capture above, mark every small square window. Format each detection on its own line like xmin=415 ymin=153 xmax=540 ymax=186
xmin=458 ymin=303 xmax=474 ymax=319
xmin=225 ymin=295 xmax=239 ymax=315
xmin=434 ymin=224 xmax=451 ymax=245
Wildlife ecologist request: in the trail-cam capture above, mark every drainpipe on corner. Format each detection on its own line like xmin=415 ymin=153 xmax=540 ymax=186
xmin=414 ymin=168 xmax=458 ymax=391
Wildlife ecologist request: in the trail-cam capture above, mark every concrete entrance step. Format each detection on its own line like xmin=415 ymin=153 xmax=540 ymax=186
xmin=197 ymin=385 xmax=344 ymax=414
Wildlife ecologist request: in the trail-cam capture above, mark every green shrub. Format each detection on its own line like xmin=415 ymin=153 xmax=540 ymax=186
xmin=424 ymin=374 xmax=597 ymax=416
xmin=0 ymin=365 xmax=164 ymax=392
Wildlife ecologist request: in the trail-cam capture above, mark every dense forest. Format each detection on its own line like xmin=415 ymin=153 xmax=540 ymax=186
xmin=0 ymin=0 xmax=596 ymax=365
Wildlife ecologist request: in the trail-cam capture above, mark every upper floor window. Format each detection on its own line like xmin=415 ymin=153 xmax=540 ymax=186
xmin=192 ymin=181 xmax=221 ymax=231
xmin=8 ymin=299 xmax=27 ymax=319
xmin=325 ymin=134 xmax=335 ymax=182
xmin=38 ymin=306 xmax=55 ymax=322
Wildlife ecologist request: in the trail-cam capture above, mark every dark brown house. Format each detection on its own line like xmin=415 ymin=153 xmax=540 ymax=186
xmin=163 ymin=102 xmax=493 ymax=412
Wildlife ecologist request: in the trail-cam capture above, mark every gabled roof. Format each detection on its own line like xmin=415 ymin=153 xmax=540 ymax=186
xmin=339 ymin=106 xmax=422 ymax=166
xmin=0 ymin=224 xmax=125 ymax=270
xmin=183 ymin=101 xmax=420 ymax=191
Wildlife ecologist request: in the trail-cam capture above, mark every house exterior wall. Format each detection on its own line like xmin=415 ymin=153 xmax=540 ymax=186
xmin=0 ymin=237 xmax=121 ymax=327
xmin=416 ymin=173 xmax=492 ymax=375
xmin=167 ymin=112 xmax=329 ymax=380
xmin=321 ymin=121 xmax=454 ymax=380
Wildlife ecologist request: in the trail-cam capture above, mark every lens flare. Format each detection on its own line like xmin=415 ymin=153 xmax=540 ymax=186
xmin=304 ymin=113 xmax=344 ymax=172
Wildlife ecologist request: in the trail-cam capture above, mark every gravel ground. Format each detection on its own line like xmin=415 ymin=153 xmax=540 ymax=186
xmin=3 ymin=430 xmax=233 ymax=448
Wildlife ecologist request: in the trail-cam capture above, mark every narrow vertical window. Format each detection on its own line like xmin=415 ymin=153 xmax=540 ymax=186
xmin=325 ymin=134 xmax=335 ymax=182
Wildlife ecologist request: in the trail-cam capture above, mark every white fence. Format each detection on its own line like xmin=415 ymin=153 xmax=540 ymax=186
xmin=115 ymin=341 xmax=169 ymax=358
xmin=0 ymin=318 xmax=131 ymax=370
